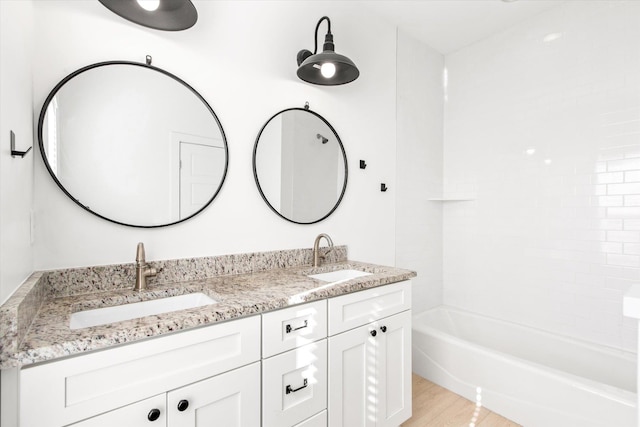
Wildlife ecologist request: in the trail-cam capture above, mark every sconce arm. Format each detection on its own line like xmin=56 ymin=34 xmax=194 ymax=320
xmin=312 ymin=16 xmax=332 ymax=55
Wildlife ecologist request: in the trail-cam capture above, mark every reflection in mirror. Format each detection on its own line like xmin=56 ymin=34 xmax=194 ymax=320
xmin=253 ymin=107 xmax=347 ymax=224
xmin=38 ymin=61 xmax=228 ymax=228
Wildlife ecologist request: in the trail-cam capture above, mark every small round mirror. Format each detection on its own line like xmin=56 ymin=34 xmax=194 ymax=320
xmin=253 ymin=107 xmax=348 ymax=224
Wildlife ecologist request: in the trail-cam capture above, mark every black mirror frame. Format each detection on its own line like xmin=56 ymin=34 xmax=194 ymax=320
xmin=252 ymin=107 xmax=348 ymax=225
xmin=37 ymin=60 xmax=229 ymax=228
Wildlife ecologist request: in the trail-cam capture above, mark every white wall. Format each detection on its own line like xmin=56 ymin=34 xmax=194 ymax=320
xmin=443 ymin=1 xmax=640 ymax=351
xmin=0 ymin=0 xmax=35 ymax=303
xmin=396 ymin=30 xmax=445 ymax=312
xmin=31 ymin=1 xmax=398 ymax=270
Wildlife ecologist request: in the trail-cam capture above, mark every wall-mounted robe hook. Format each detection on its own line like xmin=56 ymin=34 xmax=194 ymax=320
xmin=381 ymin=183 xmax=388 ymax=192
xmin=10 ymin=131 xmax=32 ymax=158
xmin=359 ymin=160 xmax=367 ymax=169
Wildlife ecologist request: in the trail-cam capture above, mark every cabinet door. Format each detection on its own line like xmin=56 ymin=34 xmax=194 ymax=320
xmin=328 ymin=310 xmax=412 ymax=427
xmin=328 ymin=323 xmax=377 ymax=427
xmin=167 ymin=362 xmax=260 ymax=427
xmin=376 ymin=311 xmax=412 ymax=427
xmin=65 ymin=394 xmax=166 ymax=427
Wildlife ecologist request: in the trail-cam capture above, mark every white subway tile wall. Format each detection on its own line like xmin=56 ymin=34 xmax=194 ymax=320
xmin=443 ymin=1 xmax=640 ymax=351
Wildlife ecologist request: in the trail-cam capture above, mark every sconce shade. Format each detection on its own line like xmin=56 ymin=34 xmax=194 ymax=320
xmin=296 ymin=17 xmax=359 ymax=86
xmin=98 ymin=0 xmax=197 ymax=31
xmin=297 ymin=50 xmax=360 ymax=86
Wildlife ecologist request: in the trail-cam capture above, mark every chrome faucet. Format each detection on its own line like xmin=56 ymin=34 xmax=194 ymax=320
xmin=133 ymin=242 xmax=157 ymax=291
xmin=312 ymin=233 xmax=334 ymax=267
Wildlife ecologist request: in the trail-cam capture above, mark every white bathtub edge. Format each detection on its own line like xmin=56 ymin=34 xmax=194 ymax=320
xmin=411 ymin=305 xmax=637 ymax=427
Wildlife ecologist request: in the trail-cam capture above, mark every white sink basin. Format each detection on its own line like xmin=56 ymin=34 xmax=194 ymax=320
xmin=307 ymin=269 xmax=372 ymax=283
xmin=69 ymin=293 xmax=217 ymax=330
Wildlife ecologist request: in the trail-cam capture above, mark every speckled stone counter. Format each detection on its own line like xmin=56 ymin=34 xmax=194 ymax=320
xmin=0 ymin=247 xmax=415 ymax=369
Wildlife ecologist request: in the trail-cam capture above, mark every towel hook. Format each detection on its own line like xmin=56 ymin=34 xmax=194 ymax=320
xmin=10 ymin=131 xmax=32 ymax=158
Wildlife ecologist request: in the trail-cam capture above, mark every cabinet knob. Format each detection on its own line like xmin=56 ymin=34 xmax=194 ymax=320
xmin=147 ymin=408 xmax=161 ymax=422
xmin=177 ymin=399 xmax=189 ymax=412
xmin=370 ymin=330 xmax=377 ymax=337
xmin=380 ymin=326 xmax=387 ymax=333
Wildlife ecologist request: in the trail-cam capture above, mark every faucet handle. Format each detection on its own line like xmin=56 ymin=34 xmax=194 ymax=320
xmin=321 ymin=247 xmax=334 ymax=265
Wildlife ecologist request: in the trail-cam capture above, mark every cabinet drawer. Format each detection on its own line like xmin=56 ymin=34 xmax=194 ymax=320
xmin=262 ymin=339 xmax=327 ymax=427
xmin=293 ymin=410 xmax=327 ymax=427
xmin=328 ymin=280 xmax=411 ymax=335
xmin=262 ymin=300 xmax=327 ymax=358
xmin=21 ymin=315 xmax=261 ymax=427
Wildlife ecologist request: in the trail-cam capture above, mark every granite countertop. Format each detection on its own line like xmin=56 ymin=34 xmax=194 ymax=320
xmin=0 ymin=257 xmax=415 ymax=369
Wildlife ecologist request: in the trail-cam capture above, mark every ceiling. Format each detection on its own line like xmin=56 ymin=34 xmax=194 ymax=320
xmin=362 ymin=0 xmax=564 ymax=54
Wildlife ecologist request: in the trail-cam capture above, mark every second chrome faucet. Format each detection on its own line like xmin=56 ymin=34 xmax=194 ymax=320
xmin=312 ymin=233 xmax=334 ymax=267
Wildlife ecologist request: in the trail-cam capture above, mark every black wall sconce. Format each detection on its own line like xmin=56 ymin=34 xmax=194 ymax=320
xmin=98 ymin=0 xmax=197 ymax=31
xmin=296 ymin=16 xmax=359 ymax=86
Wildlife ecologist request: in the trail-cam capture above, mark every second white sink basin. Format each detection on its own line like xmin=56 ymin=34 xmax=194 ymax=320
xmin=69 ymin=293 xmax=217 ymax=330
xmin=307 ymin=269 xmax=372 ymax=283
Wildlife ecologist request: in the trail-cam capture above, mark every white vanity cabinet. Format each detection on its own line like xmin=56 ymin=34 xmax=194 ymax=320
xmin=327 ymin=280 xmax=412 ymax=427
xmin=261 ymin=300 xmax=328 ymax=427
xmin=20 ymin=315 xmax=261 ymax=427
xmin=14 ymin=279 xmax=412 ymax=427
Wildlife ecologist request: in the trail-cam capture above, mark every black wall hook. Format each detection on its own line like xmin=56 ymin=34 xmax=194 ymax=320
xmin=381 ymin=183 xmax=388 ymax=192
xmin=10 ymin=131 xmax=32 ymax=158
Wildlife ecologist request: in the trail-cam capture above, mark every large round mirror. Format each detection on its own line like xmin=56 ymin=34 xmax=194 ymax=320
xmin=38 ymin=61 xmax=228 ymax=228
xmin=253 ymin=107 xmax=347 ymax=224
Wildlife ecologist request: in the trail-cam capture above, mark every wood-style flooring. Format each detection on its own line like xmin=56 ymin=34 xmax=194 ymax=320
xmin=401 ymin=374 xmax=521 ymax=427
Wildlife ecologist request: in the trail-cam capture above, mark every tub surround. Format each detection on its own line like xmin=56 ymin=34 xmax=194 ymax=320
xmin=0 ymin=246 xmax=415 ymax=369
xmin=624 ymin=284 xmax=640 ymax=426
xmin=413 ymin=306 xmax=636 ymax=427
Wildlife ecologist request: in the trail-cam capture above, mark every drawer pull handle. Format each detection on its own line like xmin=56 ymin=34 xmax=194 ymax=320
xmin=285 ymin=319 xmax=308 ymax=334
xmin=285 ymin=378 xmax=308 ymax=394
xmin=147 ymin=408 xmax=161 ymax=422
xmin=380 ymin=326 xmax=387 ymax=333
xmin=370 ymin=330 xmax=377 ymax=337
xmin=177 ymin=399 xmax=189 ymax=412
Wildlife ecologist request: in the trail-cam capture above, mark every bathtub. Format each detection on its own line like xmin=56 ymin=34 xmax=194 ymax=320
xmin=412 ymin=306 xmax=637 ymax=427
